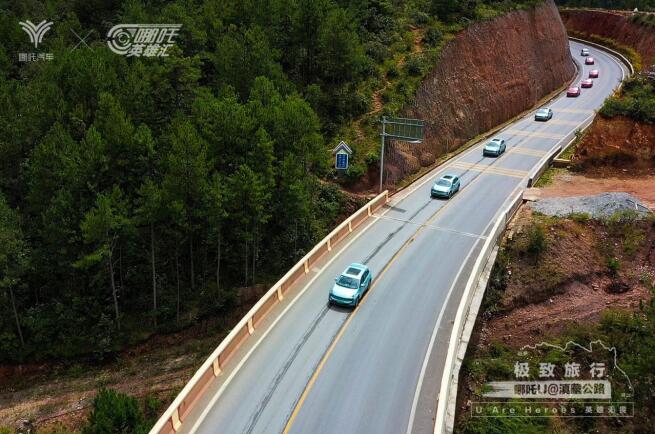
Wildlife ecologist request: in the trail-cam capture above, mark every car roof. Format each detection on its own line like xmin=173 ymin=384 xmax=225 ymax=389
xmin=343 ymin=263 xmax=366 ymax=276
xmin=441 ymin=174 xmax=455 ymax=180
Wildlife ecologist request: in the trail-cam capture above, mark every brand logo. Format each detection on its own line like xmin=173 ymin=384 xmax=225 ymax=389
xmin=19 ymin=20 xmax=53 ymax=48
xmin=106 ymin=24 xmax=182 ymax=57
xmin=472 ymin=340 xmax=634 ymax=418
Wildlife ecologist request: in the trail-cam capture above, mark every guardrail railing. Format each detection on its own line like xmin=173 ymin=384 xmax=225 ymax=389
xmin=150 ymin=190 xmax=389 ymax=434
xmin=434 ymin=39 xmax=633 ymax=434
xmin=568 ymin=36 xmax=635 ymax=75
xmin=433 ymin=189 xmax=523 ymax=434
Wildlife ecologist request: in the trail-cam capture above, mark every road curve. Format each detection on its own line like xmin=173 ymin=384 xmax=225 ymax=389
xmin=178 ymin=41 xmax=627 ymax=434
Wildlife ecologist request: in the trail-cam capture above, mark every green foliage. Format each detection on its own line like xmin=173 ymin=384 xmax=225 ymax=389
xmin=566 ymin=30 xmax=642 ymax=71
xmin=606 ymin=256 xmax=621 ymax=275
xmin=0 ymin=0 xmax=555 ymax=363
xmin=600 ymin=75 xmax=655 ymax=122
xmin=526 ymin=223 xmax=548 ymax=260
xmin=568 ymin=212 xmax=591 ymax=223
xmin=556 ymin=0 xmax=655 ymax=11
xmin=82 ymin=388 xmax=148 ymax=434
xmin=424 ymin=27 xmax=444 ymax=46
xmin=630 ymin=11 xmax=655 ymax=26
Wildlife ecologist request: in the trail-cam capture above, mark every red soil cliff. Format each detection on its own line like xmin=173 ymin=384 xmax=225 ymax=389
xmin=573 ymin=115 xmax=655 ymax=173
xmin=560 ymin=9 xmax=655 ymax=68
xmin=383 ymin=0 xmax=575 ymax=185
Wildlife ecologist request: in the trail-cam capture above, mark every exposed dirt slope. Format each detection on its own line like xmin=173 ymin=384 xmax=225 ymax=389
xmin=572 ymin=115 xmax=655 ymax=173
xmin=383 ymin=0 xmax=574 ymax=185
xmin=560 ymin=8 xmax=655 ymax=68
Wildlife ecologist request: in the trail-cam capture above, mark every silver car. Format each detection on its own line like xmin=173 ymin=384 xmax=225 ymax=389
xmin=534 ymin=108 xmax=553 ymax=121
xmin=483 ymin=138 xmax=506 ymax=157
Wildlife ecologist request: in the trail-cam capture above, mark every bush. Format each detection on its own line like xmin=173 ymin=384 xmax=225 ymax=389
xmin=82 ymin=388 xmax=148 ymax=434
xmin=410 ymin=10 xmax=430 ymax=25
xmin=569 ymin=212 xmax=590 ymax=223
xmin=404 ymin=54 xmax=425 ymax=76
xmin=607 ymin=257 xmax=620 ymax=275
xmin=526 ymin=223 xmax=548 ymax=260
xmin=385 ymin=65 xmax=399 ymax=79
xmin=424 ymin=27 xmax=443 ymax=46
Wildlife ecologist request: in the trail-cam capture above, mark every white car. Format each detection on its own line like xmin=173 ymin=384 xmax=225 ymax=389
xmin=581 ymin=48 xmax=590 ymax=56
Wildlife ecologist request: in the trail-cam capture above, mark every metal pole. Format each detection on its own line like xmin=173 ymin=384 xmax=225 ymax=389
xmin=379 ymin=117 xmax=386 ymax=193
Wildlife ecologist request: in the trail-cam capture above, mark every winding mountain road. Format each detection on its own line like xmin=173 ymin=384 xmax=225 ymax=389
xmin=175 ymin=40 xmax=627 ymax=434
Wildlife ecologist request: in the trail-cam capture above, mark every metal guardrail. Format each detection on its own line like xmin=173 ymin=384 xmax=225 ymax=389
xmin=433 ymin=189 xmax=523 ymax=434
xmin=150 ymin=190 xmax=389 ymax=434
xmin=433 ymin=38 xmax=633 ymax=434
xmin=568 ymin=36 xmax=635 ymax=75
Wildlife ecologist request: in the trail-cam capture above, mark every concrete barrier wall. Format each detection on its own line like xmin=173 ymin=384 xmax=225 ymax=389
xmin=434 ymin=189 xmax=524 ymax=434
xmin=435 ymin=40 xmax=632 ymax=430
xmin=150 ymin=190 xmax=389 ymax=434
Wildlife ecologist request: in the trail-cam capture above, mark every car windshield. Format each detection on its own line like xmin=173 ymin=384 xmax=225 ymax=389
xmin=337 ymin=275 xmax=358 ymax=289
xmin=537 ymin=109 xmax=548 ymax=115
xmin=486 ymin=142 xmax=500 ymax=148
xmin=436 ymin=179 xmax=452 ymax=187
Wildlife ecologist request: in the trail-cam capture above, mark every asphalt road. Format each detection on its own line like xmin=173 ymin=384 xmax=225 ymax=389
xmin=179 ymin=41 xmax=627 ymax=434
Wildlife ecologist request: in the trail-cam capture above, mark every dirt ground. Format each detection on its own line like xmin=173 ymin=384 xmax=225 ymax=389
xmin=455 ymin=164 xmax=655 ymax=431
xmin=529 ymin=170 xmax=655 ymax=210
xmin=0 ymin=288 xmax=268 ymax=433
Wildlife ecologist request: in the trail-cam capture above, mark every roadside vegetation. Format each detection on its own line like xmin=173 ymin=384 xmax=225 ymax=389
xmin=457 ymin=209 xmax=655 ymax=433
xmin=0 ymin=0 xmax=556 ymax=431
xmin=565 ymin=29 xmax=643 ymax=70
xmin=601 ymin=74 xmax=655 ymax=122
xmin=556 ymin=0 xmax=655 ymax=10
xmin=0 ymin=0 xmax=549 ymax=367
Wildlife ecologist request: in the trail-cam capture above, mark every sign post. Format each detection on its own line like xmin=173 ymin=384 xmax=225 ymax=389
xmin=332 ymin=141 xmax=353 ymax=172
xmin=379 ymin=117 xmax=425 ymax=192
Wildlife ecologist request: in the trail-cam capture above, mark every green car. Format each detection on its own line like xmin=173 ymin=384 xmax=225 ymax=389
xmin=329 ymin=263 xmax=372 ymax=307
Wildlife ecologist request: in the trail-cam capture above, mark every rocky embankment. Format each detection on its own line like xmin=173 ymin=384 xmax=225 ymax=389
xmin=573 ymin=115 xmax=655 ymax=173
xmin=560 ymin=8 xmax=655 ymax=68
xmin=384 ymin=0 xmax=574 ymax=185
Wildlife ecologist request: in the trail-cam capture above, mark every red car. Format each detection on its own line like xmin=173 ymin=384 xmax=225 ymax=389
xmin=581 ymin=79 xmax=593 ymax=88
xmin=585 ymin=57 xmax=595 ymax=65
xmin=567 ymin=86 xmax=581 ymax=97
xmin=589 ymin=69 xmax=599 ymax=78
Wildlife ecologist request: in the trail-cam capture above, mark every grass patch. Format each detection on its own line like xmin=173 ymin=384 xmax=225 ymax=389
xmin=533 ymin=167 xmax=565 ymax=187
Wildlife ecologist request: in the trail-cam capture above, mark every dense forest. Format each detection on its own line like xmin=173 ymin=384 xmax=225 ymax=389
xmin=0 ymin=0 xmax=543 ymax=364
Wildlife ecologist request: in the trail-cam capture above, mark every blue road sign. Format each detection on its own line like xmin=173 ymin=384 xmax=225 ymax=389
xmin=336 ymin=153 xmax=349 ymax=170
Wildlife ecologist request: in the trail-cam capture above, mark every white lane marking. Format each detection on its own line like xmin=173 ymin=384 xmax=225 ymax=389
xmin=404 ymin=214 xmax=497 ymax=434
xmin=186 ymin=118 xmax=506 ymax=434
xmin=187 ymin=205 xmax=396 ymax=434
xmin=407 ymin=43 xmax=628 ymax=434
xmin=372 ymin=214 xmax=488 ymax=240
xmin=190 ymin=40 xmax=629 ymax=434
